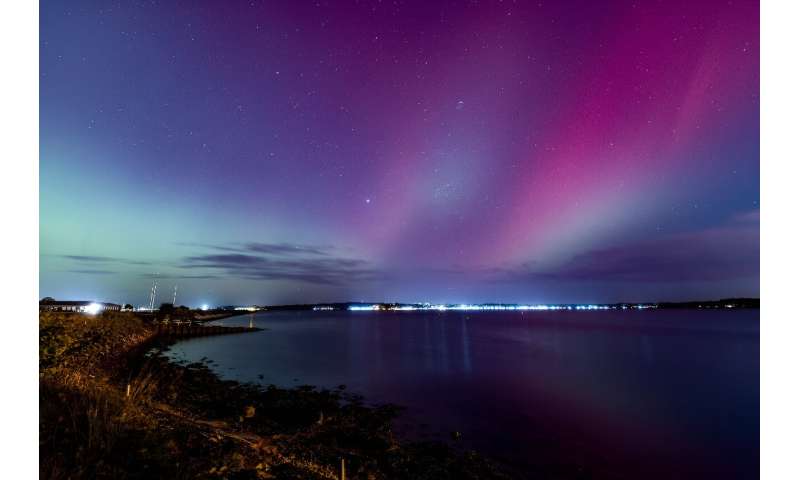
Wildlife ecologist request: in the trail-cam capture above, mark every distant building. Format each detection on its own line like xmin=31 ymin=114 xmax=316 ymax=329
xmin=39 ymin=299 xmax=121 ymax=313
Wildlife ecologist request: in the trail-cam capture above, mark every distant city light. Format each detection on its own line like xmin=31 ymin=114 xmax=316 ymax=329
xmin=344 ymin=303 xmax=652 ymax=312
xmin=85 ymin=303 xmax=102 ymax=315
xmin=393 ymin=305 xmax=416 ymax=311
xmin=348 ymin=305 xmax=381 ymax=311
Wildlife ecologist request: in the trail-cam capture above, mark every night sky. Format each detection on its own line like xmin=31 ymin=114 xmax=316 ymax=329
xmin=40 ymin=0 xmax=759 ymax=307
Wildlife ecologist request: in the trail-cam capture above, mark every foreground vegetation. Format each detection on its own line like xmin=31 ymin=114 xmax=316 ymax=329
xmin=40 ymin=312 xmax=518 ymax=479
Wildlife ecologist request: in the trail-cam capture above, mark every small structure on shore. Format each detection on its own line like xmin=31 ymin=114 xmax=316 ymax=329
xmin=39 ymin=298 xmax=121 ymax=314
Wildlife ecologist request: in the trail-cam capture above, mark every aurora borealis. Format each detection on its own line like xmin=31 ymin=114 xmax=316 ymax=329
xmin=40 ymin=0 xmax=759 ymax=307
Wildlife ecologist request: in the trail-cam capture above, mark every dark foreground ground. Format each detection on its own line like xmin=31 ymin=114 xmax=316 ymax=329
xmin=40 ymin=312 xmax=529 ymax=479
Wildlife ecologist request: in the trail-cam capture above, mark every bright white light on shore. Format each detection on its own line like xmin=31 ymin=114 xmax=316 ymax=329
xmin=348 ymin=305 xmax=380 ymax=311
xmin=201 ymin=304 xmax=209 ymax=311
xmin=86 ymin=303 xmax=102 ymax=315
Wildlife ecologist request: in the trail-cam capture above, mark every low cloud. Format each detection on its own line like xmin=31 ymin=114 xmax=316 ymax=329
xmin=60 ymin=255 xmax=151 ymax=266
xmin=67 ymin=269 xmax=117 ymax=275
xmin=504 ymin=212 xmax=759 ymax=284
xmin=139 ymin=273 xmax=220 ymax=280
xmin=179 ymin=243 xmax=377 ymax=285
xmin=177 ymin=241 xmax=334 ymax=256
xmin=242 ymin=242 xmax=333 ymax=256
xmin=63 ymin=255 xmax=113 ymax=263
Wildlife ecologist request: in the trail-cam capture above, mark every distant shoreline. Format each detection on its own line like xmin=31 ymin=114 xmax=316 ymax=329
xmin=257 ymin=297 xmax=759 ymax=312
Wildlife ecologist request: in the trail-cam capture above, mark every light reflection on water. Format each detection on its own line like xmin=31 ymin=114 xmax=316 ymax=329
xmin=167 ymin=310 xmax=759 ymax=479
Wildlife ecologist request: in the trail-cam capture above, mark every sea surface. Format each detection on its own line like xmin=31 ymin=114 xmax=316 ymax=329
xmin=166 ymin=310 xmax=759 ymax=478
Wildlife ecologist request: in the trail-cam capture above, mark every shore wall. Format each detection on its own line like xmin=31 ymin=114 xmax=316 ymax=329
xmin=155 ymin=323 xmax=260 ymax=338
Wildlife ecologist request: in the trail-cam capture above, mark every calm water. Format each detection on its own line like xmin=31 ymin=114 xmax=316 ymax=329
xmin=167 ymin=310 xmax=759 ymax=478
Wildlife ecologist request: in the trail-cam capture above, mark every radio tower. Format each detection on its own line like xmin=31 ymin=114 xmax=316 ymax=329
xmin=148 ymin=279 xmax=158 ymax=311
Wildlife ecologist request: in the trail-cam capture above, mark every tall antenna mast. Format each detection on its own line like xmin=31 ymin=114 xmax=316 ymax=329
xmin=147 ymin=280 xmax=155 ymax=311
xmin=149 ymin=278 xmax=158 ymax=311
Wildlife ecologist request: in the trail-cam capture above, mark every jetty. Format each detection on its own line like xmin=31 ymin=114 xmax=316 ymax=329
xmin=154 ymin=323 xmax=261 ymax=338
